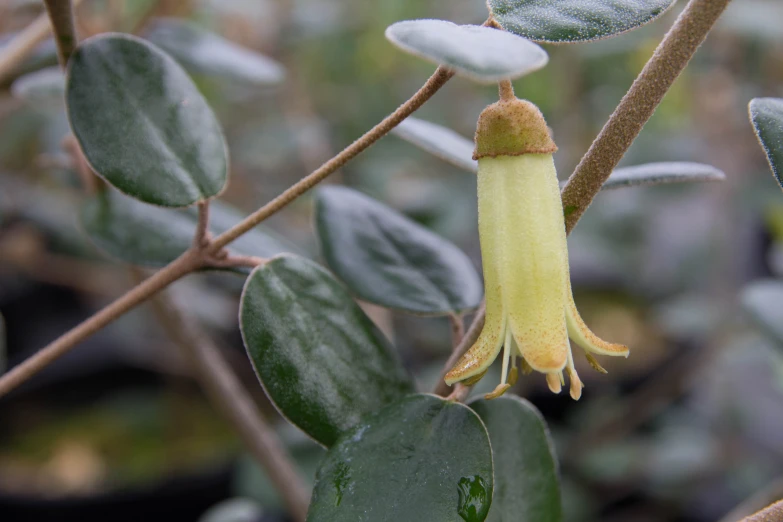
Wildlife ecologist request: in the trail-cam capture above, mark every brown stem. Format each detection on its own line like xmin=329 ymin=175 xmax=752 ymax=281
xmin=0 ymin=250 xmax=203 ymax=398
xmin=193 ymin=201 xmax=210 ymax=248
xmin=149 ymin=290 xmax=310 ymax=521
xmin=208 ymin=254 xmax=267 ymax=270
xmin=43 ymin=0 xmax=78 ymax=67
xmin=561 ymin=0 xmax=732 ymax=234
xmin=498 ymin=79 xmax=515 ymax=102
xmin=0 ymin=0 xmax=85 ymax=83
xmin=718 ymin=477 xmax=783 ymax=522
xmin=208 ymin=66 xmax=455 ymax=253
xmin=449 ymin=313 xmax=465 ymax=347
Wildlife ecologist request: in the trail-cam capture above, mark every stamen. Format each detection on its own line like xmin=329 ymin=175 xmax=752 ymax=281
xmin=584 ymin=352 xmax=608 ymax=374
xmin=565 ymin=348 xmax=583 ymax=400
xmin=520 ymin=357 xmax=533 ymax=375
xmin=485 ymin=383 xmax=511 ymax=400
xmin=499 ymin=327 xmax=513 ymax=386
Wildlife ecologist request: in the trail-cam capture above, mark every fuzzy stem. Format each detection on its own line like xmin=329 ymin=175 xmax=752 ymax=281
xmin=0 ymin=0 xmax=85 ymax=83
xmin=208 ymin=66 xmax=454 ymax=252
xmin=498 ymin=79 xmax=515 ymax=102
xmin=0 ymin=250 xmax=203 ymax=397
xmin=561 ymin=0 xmax=731 ymax=233
xmin=193 ymin=201 xmax=210 ymax=248
xmin=149 ymin=291 xmax=310 ymax=522
xmin=43 ymin=0 xmax=77 ymax=67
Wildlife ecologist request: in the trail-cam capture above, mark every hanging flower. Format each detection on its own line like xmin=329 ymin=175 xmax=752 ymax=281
xmin=445 ymin=96 xmax=629 ymax=400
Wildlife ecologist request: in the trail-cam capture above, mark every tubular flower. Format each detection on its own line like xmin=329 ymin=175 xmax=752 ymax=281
xmin=444 ymin=97 xmax=629 ymax=400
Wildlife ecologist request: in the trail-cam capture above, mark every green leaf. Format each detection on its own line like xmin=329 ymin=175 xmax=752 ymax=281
xmin=81 ymin=188 xmax=296 ymax=272
xmin=742 ymin=280 xmax=783 ymax=346
xmin=315 ymin=186 xmax=483 ymax=315
xmin=307 ymin=394 xmax=493 ymax=522
xmin=10 ymin=66 xmax=65 ymax=106
xmin=470 ymin=396 xmax=561 ymax=522
xmin=144 ymin=18 xmax=285 ymax=86
xmin=749 ymin=97 xmax=783 ymax=191
xmin=488 ymin=0 xmax=676 ymax=43
xmin=385 ymin=20 xmax=548 ymax=83
xmin=392 ymin=117 xmax=478 ymax=173
xmin=240 ymin=255 xmax=414 ymax=447
xmin=66 ymin=33 xmax=228 ymax=207
xmin=600 ymin=162 xmax=725 ymax=189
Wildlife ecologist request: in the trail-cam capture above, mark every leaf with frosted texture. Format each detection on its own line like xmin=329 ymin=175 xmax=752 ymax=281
xmin=742 ymin=280 xmax=783 ymax=346
xmin=392 ymin=117 xmax=478 ymax=173
xmin=471 ymin=396 xmax=561 ymax=522
xmin=144 ymin=18 xmax=285 ymax=86
xmin=67 ymin=33 xmax=228 ymax=207
xmin=316 ymin=186 xmax=483 ymax=315
xmin=10 ymin=67 xmax=65 ymax=106
xmin=307 ymin=394 xmax=493 ymax=522
xmin=749 ymin=98 xmax=783 ymax=190
xmin=240 ymin=255 xmax=414 ymax=447
xmin=599 ymin=162 xmax=725 ymax=189
xmin=386 ymin=20 xmax=548 ymax=83
xmin=488 ymin=0 xmax=676 ymax=43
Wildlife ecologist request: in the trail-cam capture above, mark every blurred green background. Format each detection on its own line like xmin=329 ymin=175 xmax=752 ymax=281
xmin=1 ymin=0 xmax=783 ymax=521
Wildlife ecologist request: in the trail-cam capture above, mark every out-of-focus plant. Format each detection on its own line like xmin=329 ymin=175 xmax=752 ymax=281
xmin=9 ymin=0 xmax=780 ymax=520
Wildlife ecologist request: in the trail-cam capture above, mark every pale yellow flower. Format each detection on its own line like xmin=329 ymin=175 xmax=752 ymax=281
xmin=444 ymin=98 xmax=628 ymax=400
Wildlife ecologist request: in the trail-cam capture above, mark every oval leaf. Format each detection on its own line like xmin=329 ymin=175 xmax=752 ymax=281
xmin=600 ymin=162 xmax=725 ymax=189
xmin=66 ymin=33 xmax=228 ymax=207
xmin=749 ymin=97 xmax=783 ymax=191
xmin=392 ymin=117 xmax=478 ymax=173
xmin=470 ymin=396 xmax=561 ymax=522
xmin=488 ymin=0 xmax=676 ymax=43
xmin=10 ymin=66 xmax=65 ymax=106
xmin=144 ymin=18 xmax=285 ymax=86
xmin=386 ymin=20 xmax=548 ymax=83
xmin=315 ymin=186 xmax=483 ymax=315
xmin=81 ymin=188 xmax=296 ymax=272
xmin=742 ymin=280 xmax=783 ymax=346
xmin=307 ymin=394 xmax=493 ymax=522
xmin=240 ymin=255 xmax=414 ymax=447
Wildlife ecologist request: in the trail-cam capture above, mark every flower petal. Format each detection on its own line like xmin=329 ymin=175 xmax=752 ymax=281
xmin=490 ymin=154 xmax=569 ymax=372
xmin=565 ymin=281 xmax=629 ymax=357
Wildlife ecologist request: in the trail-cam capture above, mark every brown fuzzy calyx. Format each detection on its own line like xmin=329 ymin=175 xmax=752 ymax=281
xmin=473 ymin=98 xmax=557 ymax=160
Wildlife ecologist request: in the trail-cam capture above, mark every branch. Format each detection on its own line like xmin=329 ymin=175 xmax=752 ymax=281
xmin=718 ymin=477 xmax=783 ymax=522
xmin=561 ymin=0 xmax=732 ymax=233
xmin=208 ymin=65 xmax=455 ymax=252
xmin=0 ymin=250 xmax=203 ymax=397
xmin=149 ymin=290 xmax=310 ymax=522
xmin=43 ymin=0 xmax=77 ymax=67
xmin=193 ymin=200 xmax=210 ymax=249
xmin=741 ymin=500 xmax=783 ymax=522
xmin=0 ymin=0 xmax=85 ymax=83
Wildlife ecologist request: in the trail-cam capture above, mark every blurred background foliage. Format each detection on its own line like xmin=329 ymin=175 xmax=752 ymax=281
xmin=1 ymin=0 xmax=783 ymax=521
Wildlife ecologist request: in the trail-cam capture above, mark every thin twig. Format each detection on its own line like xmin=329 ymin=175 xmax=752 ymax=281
xmin=0 ymin=250 xmax=203 ymax=397
xmin=0 ymin=0 xmax=86 ymax=83
xmin=740 ymin=500 xmax=783 ymax=522
xmin=193 ymin=201 xmax=210 ymax=249
xmin=149 ymin=289 xmax=310 ymax=522
xmin=208 ymin=254 xmax=267 ymax=270
xmin=718 ymin=477 xmax=783 ymax=522
xmin=208 ymin=66 xmax=455 ymax=253
xmin=498 ymin=79 xmax=515 ymax=102
xmin=561 ymin=0 xmax=732 ymax=233
xmin=43 ymin=0 xmax=77 ymax=66
xmin=449 ymin=313 xmax=465 ymax=347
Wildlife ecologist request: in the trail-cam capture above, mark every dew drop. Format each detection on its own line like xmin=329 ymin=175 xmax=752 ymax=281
xmin=457 ymin=475 xmax=490 ymax=522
